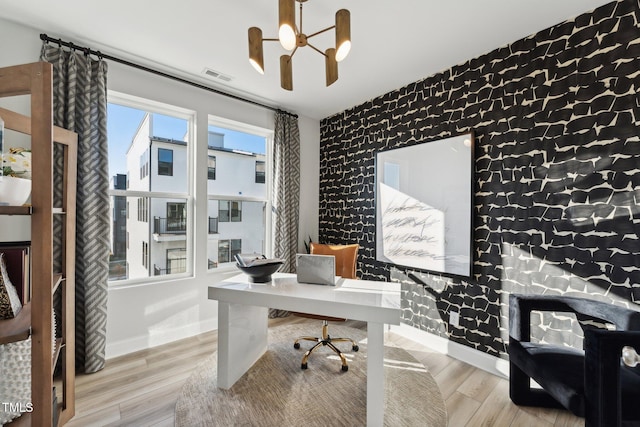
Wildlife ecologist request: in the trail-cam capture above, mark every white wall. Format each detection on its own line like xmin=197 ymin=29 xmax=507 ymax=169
xmin=0 ymin=19 xmax=42 ymax=242
xmin=0 ymin=18 xmax=321 ymax=358
xmin=207 ymin=150 xmax=266 ymax=198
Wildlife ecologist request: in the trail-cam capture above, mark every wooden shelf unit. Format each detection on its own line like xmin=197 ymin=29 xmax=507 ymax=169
xmin=0 ymin=62 xmax=77 ymax=427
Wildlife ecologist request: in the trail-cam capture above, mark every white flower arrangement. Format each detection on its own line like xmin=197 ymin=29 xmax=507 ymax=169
xmin=2 ymin=147 xmax=31 ymax=179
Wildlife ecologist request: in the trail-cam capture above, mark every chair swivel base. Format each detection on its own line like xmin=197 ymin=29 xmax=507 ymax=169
xmin=293 ymin=322 xmax=359 ymax=372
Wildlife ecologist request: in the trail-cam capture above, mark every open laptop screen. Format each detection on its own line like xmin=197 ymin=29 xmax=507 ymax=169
xmin=296 ymin=254 xmax=336 ymax=286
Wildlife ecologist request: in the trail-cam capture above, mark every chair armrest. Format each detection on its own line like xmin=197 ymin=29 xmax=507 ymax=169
xmin=509 ymin=294 xmax=640 ymax=342
xmin=509 ymin=294 xmax=574 ymax=342
xmin=584 ymin=329 xmax=640 ymax=427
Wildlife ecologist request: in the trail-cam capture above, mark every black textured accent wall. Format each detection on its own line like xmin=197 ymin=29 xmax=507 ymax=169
xmin=319 ymin=0 xmax=640 ymax=358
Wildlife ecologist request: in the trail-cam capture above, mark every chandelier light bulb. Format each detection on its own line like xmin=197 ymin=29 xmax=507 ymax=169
xmin=335 ymin=9 xmax=351 ymax=62
xmin=279 ymin=26 xmax=297 ymax=51
xmin=279 ymin=0 xmax=297 ymax=51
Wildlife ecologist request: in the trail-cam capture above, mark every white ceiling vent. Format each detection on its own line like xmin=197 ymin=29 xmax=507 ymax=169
xmin=203 ymin=68 xmax=234 ymax=83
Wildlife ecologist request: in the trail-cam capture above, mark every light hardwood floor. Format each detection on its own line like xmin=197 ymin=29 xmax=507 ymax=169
xmin=63 ymin=317 xmax=583 ymax=427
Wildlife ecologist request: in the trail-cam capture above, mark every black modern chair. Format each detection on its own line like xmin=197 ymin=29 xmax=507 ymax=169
xmin=508 ymin=294 xmax=640 ymax=427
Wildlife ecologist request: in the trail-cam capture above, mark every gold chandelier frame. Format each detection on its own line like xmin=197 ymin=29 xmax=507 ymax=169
xmin=248 ymin=0 xmax=351 ymax=90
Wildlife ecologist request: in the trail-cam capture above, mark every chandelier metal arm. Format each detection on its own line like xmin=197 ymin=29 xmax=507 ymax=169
xmin=297 ymin=1 xmax=303 ymax=36
xmin=289 ymin=45 xmax=299 ymax=59
xmin=306 ymin=42 xmax=327 ymax=57
xmin=306 ymin=25 xmax=335 ymax=40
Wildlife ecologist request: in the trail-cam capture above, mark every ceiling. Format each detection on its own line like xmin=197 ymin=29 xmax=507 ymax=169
xmin=3 ymin=0 xmax=613 ymax=120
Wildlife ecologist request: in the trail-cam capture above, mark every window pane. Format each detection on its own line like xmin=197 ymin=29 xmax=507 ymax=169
xmin=108 ymin=100 xmax=192 ymax=284
xmin=207 ymin=124 xmax=266 ymax=198
xmin=218 ymin=240 xmax=230 ymax=264
xmin=208 ymin=200 xmax=265 ymax=270
xmin=109 ymin=104 xmax=188 ymax=193
xmin=158 ymin=148 xmax=173 ymax=176
xmin=208 ymin=156 xmax=216 ymax=180
xmin=255 ymin=160 xmax=265 ymax=184
xmin=109 ymin=196 xmax=187 ymax=281
xmin=206 ymin=121 xmax=267 ymax=270
xmin=219 ymin=200 xmax=229 ymax=222
xmin=109 ymin=195 xmax=191 ymax=281
xmin=163 ymin=248 xmax=187 ymax=275
xmin=231 ymin=201 xmax=242 ymax=222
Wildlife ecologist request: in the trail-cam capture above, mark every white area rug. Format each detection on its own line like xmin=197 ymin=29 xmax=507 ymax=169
xmin=175 ymin=323 xmax=447 ymax=426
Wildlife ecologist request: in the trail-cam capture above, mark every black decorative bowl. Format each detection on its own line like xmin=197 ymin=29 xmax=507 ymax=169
xmin=236 ymin=262 xmax=283 ymax=283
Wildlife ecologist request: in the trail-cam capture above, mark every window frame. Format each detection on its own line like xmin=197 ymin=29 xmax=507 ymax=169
xmin=107 ymin=91 xmax=195 ymax=287
xmin=207 ymin=115 xmax=273 ymax=273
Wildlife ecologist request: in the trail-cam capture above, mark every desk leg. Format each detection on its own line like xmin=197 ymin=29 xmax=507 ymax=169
xmin=217 ymin=302 xmax=268 ymax=389
xmin=367 ymin=321 xmax=384 ymax=427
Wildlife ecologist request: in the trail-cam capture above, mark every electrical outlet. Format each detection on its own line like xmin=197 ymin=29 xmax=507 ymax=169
xmin=449 ymin=311 xmax=460 ymax=327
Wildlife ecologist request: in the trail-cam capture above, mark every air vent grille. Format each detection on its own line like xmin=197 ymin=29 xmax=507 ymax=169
xmin=203 ymin=68 xmax=234 ymax=82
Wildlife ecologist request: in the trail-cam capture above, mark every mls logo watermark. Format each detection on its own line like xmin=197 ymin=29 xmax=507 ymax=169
xmin=1 ymin=402 xmax=34 ymax=413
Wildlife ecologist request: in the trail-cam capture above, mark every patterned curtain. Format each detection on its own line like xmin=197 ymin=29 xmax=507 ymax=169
xmin=270 ymin=111 xmax=300 ymax=318
xmin=41 ymin=44 xmax=110 ymax=374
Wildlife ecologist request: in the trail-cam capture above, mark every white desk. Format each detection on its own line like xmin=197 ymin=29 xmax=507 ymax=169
xmin=208 ymin=272 xmax=401 ymax=427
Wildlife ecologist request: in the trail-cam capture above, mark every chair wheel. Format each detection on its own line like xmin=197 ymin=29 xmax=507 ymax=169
xmin=301 ymin=362 xmax=308 ymax=370
xmin=352 ymin=345 xmax=359 ymax=352
xmin=342 ymin=365 xmax=349 ymax=372
xmin=294 ymin=342 xmax=300 ymax=349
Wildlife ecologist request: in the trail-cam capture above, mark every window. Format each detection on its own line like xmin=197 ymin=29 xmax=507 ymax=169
xmin=217 ymin=239 xmax=241 ymax=264
xmin=231 ymin=201 xmax=242 ymax=222
xmin=166 ymin=202 xmax=186 ymax=233
xmin=231 ymin=239 xmax=241 ymax=260
xmin=255 ymin=161 xmax=265 ymax=183
xmin=218 ymin=200 xmax=241 ymax=222
xmin=142 ymin=241 xmax=148 ymax=269
xmin=163 ymin=248 xmax=186 ymax=275
xmin=207 ymin=118 xmax=271 ymax=270
xmin=208 ymin=156 xmax=216 ymax=180
xmin=219 ymin=200 xmax=230 ymax=222
xmin=218 ymin=240 xmax=229 ymax=264
xmin=107 ymin=94 xmax=192 ymax=283
xmin=139 ymin=148 xmax=149 ymax=179
xmin=158 ymin=148 xmax=173 ymax=176
xmin=106 ymin=96 xmax=271 ymax=281
xmin=137 ymin=197 xmax=148 ymax=222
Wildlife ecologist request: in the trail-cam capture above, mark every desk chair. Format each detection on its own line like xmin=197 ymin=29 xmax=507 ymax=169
xmin=292 ymin=243 xmax=360 ymax=372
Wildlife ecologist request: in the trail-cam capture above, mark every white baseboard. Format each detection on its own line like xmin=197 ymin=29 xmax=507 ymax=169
xmin=106 ymin=318 xmax=217 ymax=359
xmin=389 ymin=323 xmax=510 ymax=379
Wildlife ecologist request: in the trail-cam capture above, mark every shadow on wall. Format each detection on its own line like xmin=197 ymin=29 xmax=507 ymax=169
xmin=391 ymin=267 xmax=506 ymax=359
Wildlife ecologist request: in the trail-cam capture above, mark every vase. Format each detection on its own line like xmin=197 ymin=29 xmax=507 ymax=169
xmin=0 ymin=176 xmax=31 ymax=206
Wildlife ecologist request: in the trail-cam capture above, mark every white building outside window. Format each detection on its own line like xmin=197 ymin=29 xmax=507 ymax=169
xmin=107 ymin=92 xmax=194 ymax=284
xmin=206 ymin=116 xmax=271 ymax=270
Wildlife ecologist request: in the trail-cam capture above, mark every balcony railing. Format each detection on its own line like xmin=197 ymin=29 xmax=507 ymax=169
xmin=154 ymin=217 xmax=186 ymax=234
xmin=208 ymin=217 xmax=219 ymax=234
xmin=153 ymin=258 xmax=187 ymax=276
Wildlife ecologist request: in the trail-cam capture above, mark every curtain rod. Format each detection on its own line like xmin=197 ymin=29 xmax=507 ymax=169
xmin=39 ymin=33 xmax=298 ymax=118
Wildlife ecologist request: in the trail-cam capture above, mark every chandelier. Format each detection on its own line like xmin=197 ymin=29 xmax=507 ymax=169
xmin=248 ymin=0 xmax=351 ymax=91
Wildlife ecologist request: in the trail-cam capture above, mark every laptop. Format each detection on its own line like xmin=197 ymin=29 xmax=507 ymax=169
xmin=296 ymin=254 xmax=337 ymax=286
